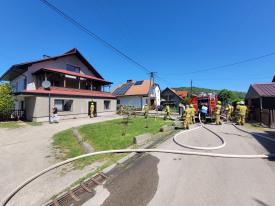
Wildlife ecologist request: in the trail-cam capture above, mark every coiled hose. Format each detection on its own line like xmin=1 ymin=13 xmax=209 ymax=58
xmin=173 ymin=114 xmax=226 ymax=150
xmin=2 ymin=120 xmax=275 ymax=206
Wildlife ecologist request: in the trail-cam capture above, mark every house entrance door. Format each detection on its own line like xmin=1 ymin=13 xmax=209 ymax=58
xmin=150 ymin=99 xmax=156 ymax=109
xmin=88 ymin=101 xmax=97 ymax=117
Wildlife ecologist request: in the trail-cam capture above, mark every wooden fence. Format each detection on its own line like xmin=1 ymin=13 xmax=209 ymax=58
xmin=250 ymin=109 xmax=275 ymax=128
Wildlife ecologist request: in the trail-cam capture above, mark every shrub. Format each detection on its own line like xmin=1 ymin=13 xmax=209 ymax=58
xmin=0 ymin=83 xmax=14 ymax=117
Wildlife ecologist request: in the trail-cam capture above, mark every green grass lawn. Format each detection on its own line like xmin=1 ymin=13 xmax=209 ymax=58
xmin=53 ymin=117 xmax=172 ymax=168
xmin=25 ymin=121 xmax=43 ymax=126
xmin=0 ymin=121 xmax=43 ymax=128
xmin=0 ymin=121 xmax=24 ymax=128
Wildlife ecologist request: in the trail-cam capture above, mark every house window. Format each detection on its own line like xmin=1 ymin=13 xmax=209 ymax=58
xmin=104 ymin=100 xmax=110 ymax=110
xmin=66 ymin=64 xmax=80 ymax=73
xmin=11 ymin=82 xmax=18 ymax=92
xmin=117 ymin=99 xmax=120 ymax=104
xmin=54 ymin=99 xmax=73 ymax=112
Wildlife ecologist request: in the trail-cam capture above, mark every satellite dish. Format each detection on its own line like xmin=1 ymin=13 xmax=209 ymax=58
xmin=42 ymin=80 xmax=51 ymax=89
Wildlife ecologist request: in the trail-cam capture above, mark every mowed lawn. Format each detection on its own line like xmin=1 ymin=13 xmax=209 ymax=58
xmin=0 ymin=121 xmax=42 ymax=128
xmin=53 ymin=117 xmax=172 ymax=168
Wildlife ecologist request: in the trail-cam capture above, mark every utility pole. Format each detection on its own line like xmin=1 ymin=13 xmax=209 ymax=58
xmin=190 ymin=80 xmax=193 ymax=96
xmin=148 ymin=72 xmax=157 ymax=111
xmin=149 ymin=72 xmax=156 ymax=87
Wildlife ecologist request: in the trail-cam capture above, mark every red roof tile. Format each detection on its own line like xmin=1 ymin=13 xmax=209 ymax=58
xmin=20 ymin=87 xmax=116 ymax=98
xmin=175 ymin=90 xmax=188 ymax=98
xmin=1 ymin=48 xmax=104 ymax=81
xmin=252 ymin=83 xmax=275 ymax=97
xmin=112 ymin=80 xmax=158 ymax=96
xmin=34 ymin=68 xmax=112 ymax=84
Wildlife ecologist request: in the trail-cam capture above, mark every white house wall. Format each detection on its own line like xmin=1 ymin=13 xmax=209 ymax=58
xmin=23 ymin=55 xmax=96 ymax=90
xmin=118 ymin=96 xmax=146 ymax=108
xmin=155 ymin=86 xmax=161 ymax=106
xmin=25 ymin=96 xmax=116 ymax=122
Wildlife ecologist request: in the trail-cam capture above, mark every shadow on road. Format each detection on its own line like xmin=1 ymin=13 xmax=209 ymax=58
xmin=249 ymin=131 xmax=275 ymax=162
xmin=102 ymin=154 xmax=159 ymax=206
xmin=253 ymin=197 xmax=270 ymax=206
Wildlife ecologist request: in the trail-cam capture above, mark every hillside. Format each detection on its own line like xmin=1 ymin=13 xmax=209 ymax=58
xmin=173 ymin=87 xmax=246 ymax=100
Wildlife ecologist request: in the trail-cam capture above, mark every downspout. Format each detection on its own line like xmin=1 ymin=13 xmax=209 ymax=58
xmin=260 ymin=97 xmax=263 ymax=124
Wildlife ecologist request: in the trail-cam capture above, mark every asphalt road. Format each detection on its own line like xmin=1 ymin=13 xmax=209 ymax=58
xmin=84 ymin=123 xmax=275 ymax=206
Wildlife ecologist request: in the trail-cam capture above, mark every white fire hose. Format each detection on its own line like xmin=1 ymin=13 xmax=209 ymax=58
xmin=173 ymin=114 xmax=226 ymax=150
xmin=2 ymin=120 xmax=275 ymax=206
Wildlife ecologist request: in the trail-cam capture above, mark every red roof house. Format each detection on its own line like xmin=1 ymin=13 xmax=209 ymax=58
xmin=246 ymin=77 xmax=275 ymax=128
xmin=0 ymin=48 xmax=116 ymax=122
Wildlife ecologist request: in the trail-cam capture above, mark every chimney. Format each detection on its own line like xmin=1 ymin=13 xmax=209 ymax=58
xmin=43 ymin=55 xmax=51 ymax=59
xmin=127 ymin=79 xmax=134 ymax=83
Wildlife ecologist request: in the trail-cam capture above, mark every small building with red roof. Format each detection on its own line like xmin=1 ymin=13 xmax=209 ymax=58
xmin=0 ymin=48 xmax=116 ymax=122
xmin=161 ymin=87 xmax=188 ymax=107
xmin=245 ymin=76 xmax=275 ymax=128
xmin=112 ymin=80 xmax=160 ymax=109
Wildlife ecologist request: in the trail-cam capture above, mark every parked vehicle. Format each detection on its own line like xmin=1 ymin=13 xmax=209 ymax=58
xmin=190 ymin=93 xmax=218 ymax=120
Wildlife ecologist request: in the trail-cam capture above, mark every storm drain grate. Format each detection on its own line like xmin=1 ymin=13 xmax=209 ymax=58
xmin=45 ymin=173 xmax=108 ymax=206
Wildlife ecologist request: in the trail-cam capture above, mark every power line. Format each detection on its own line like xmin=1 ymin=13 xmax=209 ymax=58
xmin=39 ymin=0 xmax=151 ymax=74
xmin=166 ymin=52 xmax=275 ymax=76
xmin=39 ymin=0 xmax=274 ymax=87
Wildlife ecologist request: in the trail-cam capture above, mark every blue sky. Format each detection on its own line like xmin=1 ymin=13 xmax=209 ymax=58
xmin=0 ymin=0 xmax=275 ymax=92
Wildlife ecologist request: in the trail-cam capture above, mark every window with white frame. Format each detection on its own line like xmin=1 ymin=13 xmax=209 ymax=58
xmin=54 ymin=99 xmax=73 ymax=112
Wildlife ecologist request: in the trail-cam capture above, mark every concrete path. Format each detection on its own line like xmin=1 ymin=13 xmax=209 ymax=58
xmin=0 ymin=112 xmax=121 ymax=205
xmin=86 ymin=123 xmax=275 ymax=206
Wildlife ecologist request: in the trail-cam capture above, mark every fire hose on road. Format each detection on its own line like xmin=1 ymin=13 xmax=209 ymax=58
xmin=173 ymin=125 xmax=226 ymax=150
xmin=2 ymin=121 xmax=275 ymax=206
xmin=173 ymin=114 xmax=226 ymax=150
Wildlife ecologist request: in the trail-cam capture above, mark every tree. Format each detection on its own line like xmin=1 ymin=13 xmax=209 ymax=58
xmin=0 ymin=83 xmax=14 ymax=117
xmin=182 ymin=96 xmax=190 ymax=105
xmin=218 ymin=89 xmax=233 ymax=103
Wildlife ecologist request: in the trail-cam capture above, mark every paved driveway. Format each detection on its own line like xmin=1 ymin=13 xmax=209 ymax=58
xmin=0 ymin=113 xmax=121 ymax=205
xmin=86 ymin=123 xmax=275 ymax=206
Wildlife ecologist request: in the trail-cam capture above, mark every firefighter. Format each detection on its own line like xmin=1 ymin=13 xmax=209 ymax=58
xmin=164 ymin=104 xmax=172 ymax=120
xmin=90 ymin=102 xmax=95 ymax=118
xmin=237 ymin=101 xmax=247 ymax=125
xmin=143 ymin=104 xmax=149 ymax=119
xmin=183 ymin=105 xmax=191 ymax=129
xmin=214 ymin=101 xmax=222 ymax=125
xmin=189 ymin=104 xmax=196 ymax=124
xmin=119 ymin=105 xmax=124 ymax=115
xmin=225 ymin=103 xmax=232 ymax=121
xmin=230 ymin=104 xmax=234 ymax=119
xmin=234 ymin=102 xmax=240 ymax=122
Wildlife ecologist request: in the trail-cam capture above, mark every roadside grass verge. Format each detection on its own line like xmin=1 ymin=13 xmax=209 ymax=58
xmin=0 ymin=121 xmax=24 ymax=128
xmin=52 ymin=117 xmax=172 ymax=169
xmin=0 ymin=121 xmax=43 ymax=128
xmin=244 ymin=122 xmax=274 ymax=132
xmin=25 ymin=121 xmax=43 ymax=126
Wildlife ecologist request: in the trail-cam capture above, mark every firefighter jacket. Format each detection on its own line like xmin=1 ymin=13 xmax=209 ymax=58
xmin=239 ymin=105 xmax=247 ymax=116
xmin=214 ymin=105 xmax=222 ymax=115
